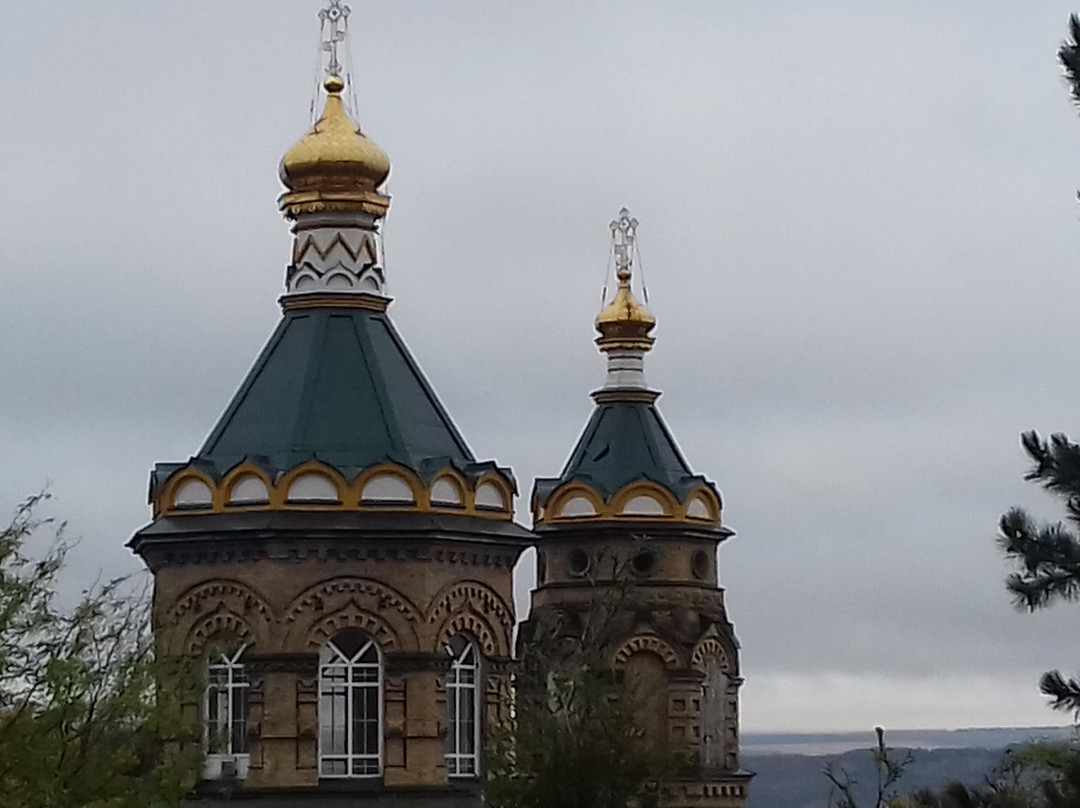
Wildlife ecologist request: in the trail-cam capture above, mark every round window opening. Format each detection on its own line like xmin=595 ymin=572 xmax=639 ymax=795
xmin=568 ymin=548 xmax=590 ymax=576
xmin=631 ymin=550 xmax=657 ymax=577
xmin=692 ymin=549 xmax=710 ymax=580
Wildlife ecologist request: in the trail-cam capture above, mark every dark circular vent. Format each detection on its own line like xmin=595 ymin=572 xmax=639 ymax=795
xmin=631 ymin=550 xmax=657 ymax=577
xmin=568 ymin=548 xmax=590 ymax=576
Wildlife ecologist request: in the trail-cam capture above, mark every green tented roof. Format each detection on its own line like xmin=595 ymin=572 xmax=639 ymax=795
xmin=533 ymin=399 xmax=718 ymax=504
xmin=194 ymin=307 xmax=474 ymax=476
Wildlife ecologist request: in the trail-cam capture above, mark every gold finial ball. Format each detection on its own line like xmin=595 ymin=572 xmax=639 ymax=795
xmin=324 ymin=74 xmax=345 ymax=94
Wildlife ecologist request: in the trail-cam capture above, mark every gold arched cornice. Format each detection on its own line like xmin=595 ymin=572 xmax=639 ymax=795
xmin=612 ymin=634 xmax=683 ymax=671
xmin=537 ymin=483 xmax=605 ymax=523
xmin=429 ymin=469 xmax=467 ymax=509
xmin=220 ymin=463 xmax=274 ymax=509
xmin=354 ymin=462 xmax=427 ymax=509
xmin=683 ymin=485 xmax=722 ymax=523
xmin=157 ymin=467 xmax=219 ymax=517
xmin=472 ymin=472 xmax=513 ymax=512
xmin=302 ymin=601 xmax=401 ymax=652
xmin=154 ymin=459 xmax=515 ymax=521
xmin=426 ymin=580 xmax=514 ymax=635
xmin=284 ymin=577 xmax=421 ymax=652
xmin=535 ymin=478 xmax=723 ymax=528
xmin=278 ymin=460 xmax=352 ymax=508
xmin=609 ymin=481 xmax=681 ymax=515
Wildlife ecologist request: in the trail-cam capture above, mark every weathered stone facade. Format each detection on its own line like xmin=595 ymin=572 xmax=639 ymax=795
xmin=134 ymin=518 xmax=529 ymax=804
xmin=529 ymin=527 xmax=750 ymax=808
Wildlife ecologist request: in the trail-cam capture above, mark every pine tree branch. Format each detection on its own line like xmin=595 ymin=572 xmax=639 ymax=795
xmin=1060 ymin=14 xmax=1080 ymax=108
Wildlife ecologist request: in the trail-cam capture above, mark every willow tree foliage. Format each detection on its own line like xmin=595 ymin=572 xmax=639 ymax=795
xmin=0 ymin=493 xmax=200 ymax=807
xmin=483 ymin=551 xmax=681 ymax=808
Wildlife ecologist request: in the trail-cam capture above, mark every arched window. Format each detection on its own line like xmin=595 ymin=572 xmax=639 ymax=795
xmin=445 ymin=636 xmax=480 ymax=777
xmin=319 ymin=631 xmax=382 ymax=778
xmin=205 ymin=645 xmax=249 ymax=777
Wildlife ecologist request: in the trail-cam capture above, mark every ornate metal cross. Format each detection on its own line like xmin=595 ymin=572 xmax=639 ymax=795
xmin=610 ymin=207 xmax=639 ymax=277
xmin=319 ymin=0 xmax=351 ymax=78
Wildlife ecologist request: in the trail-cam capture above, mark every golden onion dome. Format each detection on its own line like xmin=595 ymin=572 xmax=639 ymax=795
xmin=278 ymin=75 xmax=390 ymax=216
xmin=595 ymin=267 xmax=656 ymax=352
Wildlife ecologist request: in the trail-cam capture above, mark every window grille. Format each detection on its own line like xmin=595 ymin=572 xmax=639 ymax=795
xmin=205 ymin=645 xmax=249 ymax=757
xmin=445 ymin=637 xmax=480 ymax=777
xmin=319 ymin=632 xmax=382 ymax=778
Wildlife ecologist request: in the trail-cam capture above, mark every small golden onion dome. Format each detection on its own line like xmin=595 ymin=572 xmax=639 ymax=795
xmin=278 ymin=75 xmax=391 ymax=218
xmin=595 ymin=267 xmax=656 ymax=352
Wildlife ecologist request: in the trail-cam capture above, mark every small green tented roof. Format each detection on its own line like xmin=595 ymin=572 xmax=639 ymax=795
xmin=533 ymin=399 xmax=718 ymax=505
xmin=194 ymin=307 xmax=474 ymax=476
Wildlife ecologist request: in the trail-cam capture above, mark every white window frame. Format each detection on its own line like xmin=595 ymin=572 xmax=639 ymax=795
xmin=319 ymin=633 xmax=383 ymax=779
xmin=204 ymin=644 xmax=250 ymax=780
xmin=445 ymin=637 xmax=481 ymax=778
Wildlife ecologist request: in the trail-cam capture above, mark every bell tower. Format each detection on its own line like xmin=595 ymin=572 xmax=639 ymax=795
xmin=130 ymin=4 xmax=531 ymax=804
xmin=529 ymin=209 xmax=752 ymax=808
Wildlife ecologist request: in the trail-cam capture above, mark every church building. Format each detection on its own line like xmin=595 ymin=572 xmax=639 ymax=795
xmin=129 ymin=4 xmax=749 ymax=806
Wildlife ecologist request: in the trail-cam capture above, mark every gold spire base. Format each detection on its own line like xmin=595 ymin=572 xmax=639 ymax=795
xmin=279 ymin=189 xmax=391 ymax=219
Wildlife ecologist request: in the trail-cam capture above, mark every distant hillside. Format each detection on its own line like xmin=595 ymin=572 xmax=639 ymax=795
xmin=742 ymin=727 xmax=1076 ymax=808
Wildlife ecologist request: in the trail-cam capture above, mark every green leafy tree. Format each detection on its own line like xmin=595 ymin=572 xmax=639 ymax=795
xmin=483 ymin=549 xmax=682 ymax=808
xmin=0 ymin=493 xmax=201 ymax=807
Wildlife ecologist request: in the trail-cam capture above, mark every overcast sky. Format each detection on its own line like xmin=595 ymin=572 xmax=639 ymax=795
xmin=4 ymin=1 xmax=1080 ymax=733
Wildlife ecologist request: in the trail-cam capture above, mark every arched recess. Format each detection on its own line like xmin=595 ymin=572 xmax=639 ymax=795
xmin=303 ymin=602 xmax=401 ymax=653
xmin=474 ymin=480 xmax=507 ymax=511
xmin=426 ymin=580 xmax=514 ymax=649
xmin=690 ymin=635 xmax=737 ymax=676
xmin=622 ymin=649 xmax=670 ymax=748
xmin=278 ymin=461 xmax=349 ymax=506
xmin=430 ymin=474 xmax=465 ymax=507
xmin=434 ymin=609 xmax=504 ymax=659
xmin=612 ymin=634 xmax=682 ymax=671
xmin=360 ymin=473 xmax=415 ymax=504
xmin=221 ymin=463 xmax=274 ymax=507
xmin=353 ymin=464 xmax=424 ymax=508
xmin=692 ymin=634 xmax=741 ymax=771
xmin=174 ymin=478 xmax=214 ymax=509
xmin=165 ymin=579 xmax=275 ymax=655
xmin=284 ymin=578 xmax=421 ymax=652
xmin=185 ymin=606 xmax=255 ymax=656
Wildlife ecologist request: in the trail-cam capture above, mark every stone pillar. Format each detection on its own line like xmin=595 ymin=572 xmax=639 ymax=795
xmin=383 ymin=651 xmax=450 ymax=788
xmin=243 ymin=653 xmax=318 ymax=789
